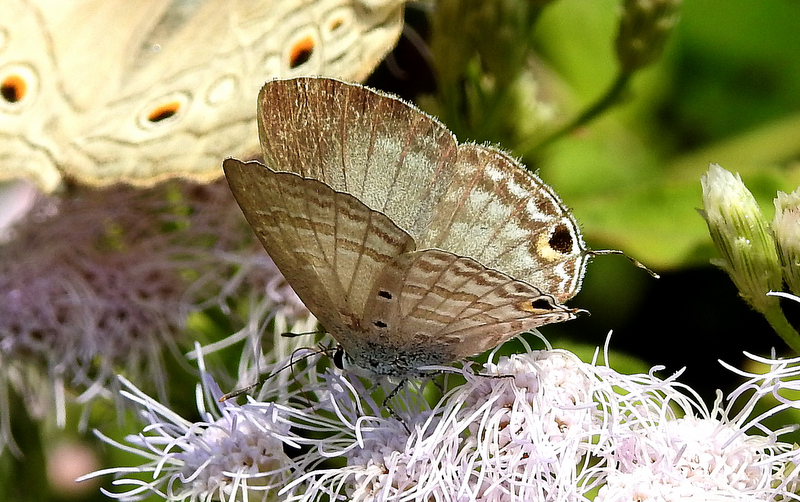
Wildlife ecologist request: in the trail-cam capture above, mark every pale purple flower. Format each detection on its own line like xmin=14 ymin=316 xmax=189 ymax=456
xmin=81 ymin=348 xmax=328 ymax=502
xmin=88 ymin=331 xmax=800 ymax=502
xmin=0 ymin=180 xmax=312 ymax=453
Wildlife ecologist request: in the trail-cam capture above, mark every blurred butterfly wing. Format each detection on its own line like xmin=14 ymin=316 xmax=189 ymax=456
xmin=223 ymin=158 xmax=416 ymax=348
xmin=256 ymin=77 xmax=459 ymax=240
xmin=0 ymin=0 xmax=93 ymax=191
xmin=1 ymin=1 xmax=405 ymax=191
xmin=421 ymin=145 xmax=591 ymax=303
xmin=70 ymin=0 xmax=407 ymax=187
xmin=354 ymin=249 xmax=578 ymax=373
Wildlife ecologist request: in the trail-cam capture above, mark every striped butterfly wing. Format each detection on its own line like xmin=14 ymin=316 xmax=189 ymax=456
xmin=0 ymin=0 xmax=405 ymax=191
xmin=420 ymin=145 xmax=590 ymax=304
xmin=352 ymin=249 xmax=579 ymax=375
xmin=224 ymin=158 xmax=578 ymax=376
xmin=256 ymin=76 xmax=459 ymax=241
xmin=223 ymin=158 xmax=416 ymax=356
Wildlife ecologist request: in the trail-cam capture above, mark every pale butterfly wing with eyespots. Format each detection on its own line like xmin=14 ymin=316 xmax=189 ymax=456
xmin=0 ymin=0 xmax=404 ymax=192
xmin=223 ymin=78 xmax=592 ymax=376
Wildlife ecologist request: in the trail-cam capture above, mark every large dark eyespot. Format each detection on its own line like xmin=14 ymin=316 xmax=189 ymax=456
xmin=289 ymin=36 xmax=315 ymax=68
xmin=548 ymin=223 xmax=574 ymax=254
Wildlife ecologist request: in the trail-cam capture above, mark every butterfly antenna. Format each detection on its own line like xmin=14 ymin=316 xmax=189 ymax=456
xmin=590 ymin=249 xmax=660 ymax=279
xmin=219 ymin=345 xmax=328 ymax=402
xmin=280 ymin=329 xmax=326 ymax=338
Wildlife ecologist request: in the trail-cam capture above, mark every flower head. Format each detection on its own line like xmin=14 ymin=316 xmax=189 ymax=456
xmin=0 ymin=180 xmax=312 ymax=453
xmin=699 ymin=164 xmax=784 ymax=313
xmin=81 ymin=350 xmax=324 ymax=502
xmin=88 ymin=334 xmax=800 ymax=502
xmin=773 ymin=187 xmax=800 ymax=296
xmin=699 ymin=164 xmax=800 ymax=350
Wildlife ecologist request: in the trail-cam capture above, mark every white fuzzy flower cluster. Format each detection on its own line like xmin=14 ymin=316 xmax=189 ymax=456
xmin=85 ymin=335 xmax=800 ymax=502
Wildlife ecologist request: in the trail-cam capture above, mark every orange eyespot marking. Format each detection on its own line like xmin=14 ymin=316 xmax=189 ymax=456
xmin=1 ymin=74 xmax=26 ymax=103
xmin=329 ymin=17 xmax=344 ymax=31
xmin=289 ymin=36 xmax=315 ymax=68
xmin=147 ymin=101 xmax=181 ymax=122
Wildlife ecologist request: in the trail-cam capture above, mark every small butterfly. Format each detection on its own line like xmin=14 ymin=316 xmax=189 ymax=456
xmin=224 ymin=77 xmax=596 ymax=377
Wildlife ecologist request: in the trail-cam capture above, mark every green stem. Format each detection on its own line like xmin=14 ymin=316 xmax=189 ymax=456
xmin=519 ymin=69 xmax=634 ymax=158
xmin=762 ymin=305 xmax=800 ymax=354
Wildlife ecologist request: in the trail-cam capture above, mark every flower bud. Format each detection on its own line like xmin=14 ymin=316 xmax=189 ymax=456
xmin=773 ymin=188 xmax=800 ymax=296
xmin=615 ymin=0 xmax=682 ymax=72
xmin=699 ymin=164 xmax=783 ymax=313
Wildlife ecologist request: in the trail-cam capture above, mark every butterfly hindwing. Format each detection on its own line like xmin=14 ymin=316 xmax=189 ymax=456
xmin=223 ymin=158 xmax=415 ymax=344
xmin=352 ymin=249 xmax=578 ymax=375
xmin=422 ymin=144 xmax=590 ymax=304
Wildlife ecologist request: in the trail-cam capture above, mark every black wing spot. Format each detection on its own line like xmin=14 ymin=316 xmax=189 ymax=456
xmin=378 ymin=290 xmax=393 ymax=300
xmin=549 ymin=223 xmax=574 ymax=254
xmin=531 ymin=298 xmax=554 ymax=310
xmin=374 ymin=320 xmax=388 ymax=328
xmin=332 ymin=346 xmax=345 ymax=369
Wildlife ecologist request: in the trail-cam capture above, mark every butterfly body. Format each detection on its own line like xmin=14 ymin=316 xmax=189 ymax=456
xmin=224 ymin=77 xmax=590 ymax=376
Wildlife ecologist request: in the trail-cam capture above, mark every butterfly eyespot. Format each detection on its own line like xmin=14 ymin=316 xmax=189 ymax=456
xmin=0 ymin=63 xmax=38 ymax=111
xmin=147 ymin=102 xmax=181 ymax=123
xmin=1 ymin=75 xmax=25 ymax=103
xmin=374 ymin=320 xmax=388 ymax=328
xmin=378 ymin=290 xmax=393 ymax=299
xmin=530 ymin=298 xmax=555 ymax=310
xmin=289 ymin=36 xmax=315 ymax=68
xmin=548 ymin=223 xmax=574 ymax=254
xmin=137 ymin=91 xmax=190 ymax=130
xmin=322 ymin=7 xmax=354 ymax=39
xmin=328 ymin=17 xmax=344 ymax=31
xmin=205 ymin=75 xmax=238 ymax=106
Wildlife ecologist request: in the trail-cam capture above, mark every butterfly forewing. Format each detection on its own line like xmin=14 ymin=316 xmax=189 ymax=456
xmin=257 ymin=79 xmax=592 ymax=305
xmin=223 ymin=158 xmax=415 ymax=342
xmin=257 ymin=77 xmax=459 ymax=240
